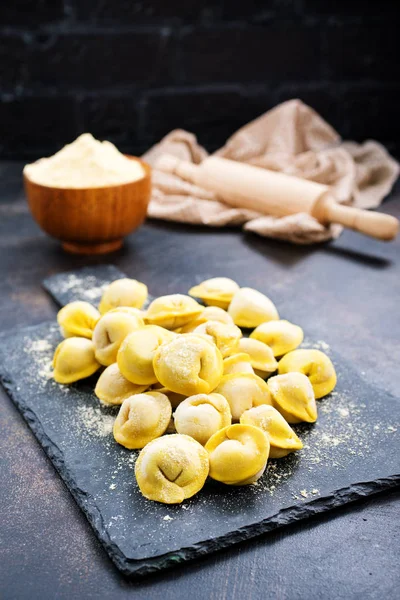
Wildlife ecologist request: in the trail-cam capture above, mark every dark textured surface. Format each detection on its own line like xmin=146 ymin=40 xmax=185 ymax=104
xmin=1 ymin=268 xmax=400 ymax=577
xmin=0 ymin=161 xmax=399 ymax=596
xmin=0 ymin=2 xmax=400 ymax=158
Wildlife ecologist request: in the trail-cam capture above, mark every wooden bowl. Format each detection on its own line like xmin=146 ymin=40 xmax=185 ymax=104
xmin=24 ymin=156 xmax=151 ymax=254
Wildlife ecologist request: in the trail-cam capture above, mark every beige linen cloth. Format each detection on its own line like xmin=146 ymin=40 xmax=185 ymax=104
xmin=143 ymin=100 xmax=399 ymax=244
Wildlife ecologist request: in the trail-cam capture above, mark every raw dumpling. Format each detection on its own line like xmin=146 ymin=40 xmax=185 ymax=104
xmin=57 ymin=301 xmax=100 ymax=339
xmin=240 ymin=405 xmax=303 ymax=458
xmin=94 ymin=363 xmax=148 ymax=406
xmin=205 ymin=424 xmax=269 ymax=485
xmin=113 ymin=391 xmax=172 ymax=449
xmin=99 ymin=278 xmax=148 ymax=314
xmin=223 ymin=353 xmax=254 ymax=375
xmin=145 ymin=294 xmax=202 ymax=329
xmin=174 ymin=393 xmax=232 ymax=445
xmin=117 ymin=325 xmax=175 ymax=385
xmin=153 ymin=334 xmax=223 ymax=396
xmin=179 ymin=306 xmax=234 ymax=333
xmin=237 ymin=338 xmax=278 ymax=378
xmin=250 ymin=320 xmax=304 ymax=357
xmin=268 ymin=372 xmax=317 ymax=424
xmin=192 ymin=320 xmax=242 ymax=357
xmin=214 ymin=372 xmax=272 ymax=421
xmin=228 ymin=288 xmax=279 ymax=328
xmin=135 ymin=434 xmax=209 ymax=503
xmin=53 ymin=337 xmax=100 ymax=384
xmin=188 ymin=277 xmax=239 ymax=309
xmin=278 ymin=349 xmax=337 ymax=399
xmin=92 ymin=311 xmax=144 ymax=366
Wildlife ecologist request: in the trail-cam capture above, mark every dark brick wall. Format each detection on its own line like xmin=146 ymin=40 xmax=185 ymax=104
xmin=0 ymin=1 xmax=399 ymax=159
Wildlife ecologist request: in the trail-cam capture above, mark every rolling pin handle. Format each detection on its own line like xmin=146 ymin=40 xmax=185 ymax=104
xmin=314 ymin=195 xmax=399 ymax=242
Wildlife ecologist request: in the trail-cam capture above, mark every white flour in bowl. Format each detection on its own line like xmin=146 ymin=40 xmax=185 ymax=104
xmin=23 ymin=133 xmax=145 ymax=188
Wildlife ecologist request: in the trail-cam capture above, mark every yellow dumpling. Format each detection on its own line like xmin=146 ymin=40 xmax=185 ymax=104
xmin=117 ymin=325 xmax=175 ymax=385
xmin=240 ymin=405 xmax=303 ymax=458
xmin=250 ymin=320 xmax=304 ymax=357
xmin=174 ymin=393 xmax=232 ymax=445
xmin=205 ymin=424 xmax=269 ymax=485
xmin=153 ymin=334 xmax=223 ymax=396
xmin=223 ymin=353 xmax=254 ymax=376
xmin=53 ymin=337 xmax=100 ymax=384
xmin=99 ymin=278 xmax=148 ymax=314
xmin=237 ymin=338 xmax=278 ymax=378
xmin=179 ymin=306 xmax=234 ymax=333
xmin=57 ymin=301 xmax=100 ymax=339
xmin=278 ymin=349 xmax=337 ymax=399
xmin=192 ymin=320 xmax=242 ymax=357
xmin=145 ymin=294 xmax=202 ymax=329
xmin=188 ymin=277 xmax=240 ymax=309
xmin=135 ymin=434 xmax=209 ymax=504
xmin=92 ymin=311 xmax=144 ymax=366
xmin=113 ymin=391 xmax=172 ymax=450
xmin=94 ymin=363 xmax=148 ymax=406
xmin=214 ymin=372 xmax=272 ymax=421
xmin=267 ymin=373 xmax=317 ymax=424
xmin=228 ymin=287 xmax=279 ymax=328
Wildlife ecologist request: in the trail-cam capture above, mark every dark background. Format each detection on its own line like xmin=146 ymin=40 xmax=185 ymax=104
xmin=0 ymin=0 xmax=399 ymax=160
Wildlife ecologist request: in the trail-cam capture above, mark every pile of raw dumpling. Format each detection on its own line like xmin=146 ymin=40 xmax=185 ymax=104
xmin=52 ymin=277 xmax=337 ymax=504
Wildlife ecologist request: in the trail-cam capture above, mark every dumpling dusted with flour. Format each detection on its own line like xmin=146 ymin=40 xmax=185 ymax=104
xmin=268 ymin=372 xmax=317 ymax=424
xmin=189 ymin=277 xmax=239 ymax=309
xmin=192 ymin=320 xmax=242 ymax=357
xmin=250 ymin=320 xmax=304 ymax=357
xmin=237 ymin=338 xmax=278 ymax=378
xmin=223 ymin=353 xmax=254 ymax=376
xmin=153 ymin=334 xmax=223 ymax=396
xmin=92 ymin=311 xmax=144 ymax=366
xmin=113 ymin=391 xmax=172 ymax=449
xmin=145 ymin=294 xmax=202 ymax=329
xmin=135 ymin=434 xmax=209 ymax=503
xmin=94 ymin=363 xmax=148 ymax=406
xmin=214 ymin=372 xmax=272 ymax=421
xmin=228 ymin=288 xmax=279 ymax=328
xmin=180 ymin=306 xmax=235 ymax=333
xmin=117 ymin=325 xmax=175 ymax=385
xmin=205 ymin=424 xmax=269 ymax=485
xmin=174 ymin=393 xmax=232 ymax=445
xmin=99 ymin=278 xmax=148 ymax=314
xmin=278 ymin=348 xmax=337 ymax=399
xmin=240 ymin=404 xmax=303 ymax=458
xmin=53 ymin=337 xmax=100 ymax=384
xmin=57 ymin=301 xmax=100 ymax=339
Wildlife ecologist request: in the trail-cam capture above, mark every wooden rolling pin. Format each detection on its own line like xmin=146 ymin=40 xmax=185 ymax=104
xmin=156 ymin=154 xmax=398 ymax=241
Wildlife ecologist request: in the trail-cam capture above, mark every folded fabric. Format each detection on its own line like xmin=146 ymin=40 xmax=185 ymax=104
xmin=142 ymin=100 xmax=399 ymax=244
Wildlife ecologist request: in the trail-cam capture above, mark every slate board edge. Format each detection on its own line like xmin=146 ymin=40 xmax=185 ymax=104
xmin=1 ymin=337 xmax=399 ymax=579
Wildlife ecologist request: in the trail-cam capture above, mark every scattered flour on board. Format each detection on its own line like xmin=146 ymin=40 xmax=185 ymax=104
xmin=50 ymin=274 xmax=154 ymax=306
xmin=252 ymin=380 xmax=398 ymax=499
xmin=302 ymin=339 xmax=331 ymax=352
xmin=74 ymin=404 xmax=115 ymax=438
xmin=29 ymin=339 xmax=53 ymax=352
xmin=16 ymin=309 xmax=399 ymax=517
xmin=23 ymin=335 xmax=55 ymax=385
xmin=52 ymin=273 xmax=108 ymax=303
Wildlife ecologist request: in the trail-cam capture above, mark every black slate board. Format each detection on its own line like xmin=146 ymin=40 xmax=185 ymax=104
xmin=0 ymin=266 xmax=399 ymax=578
